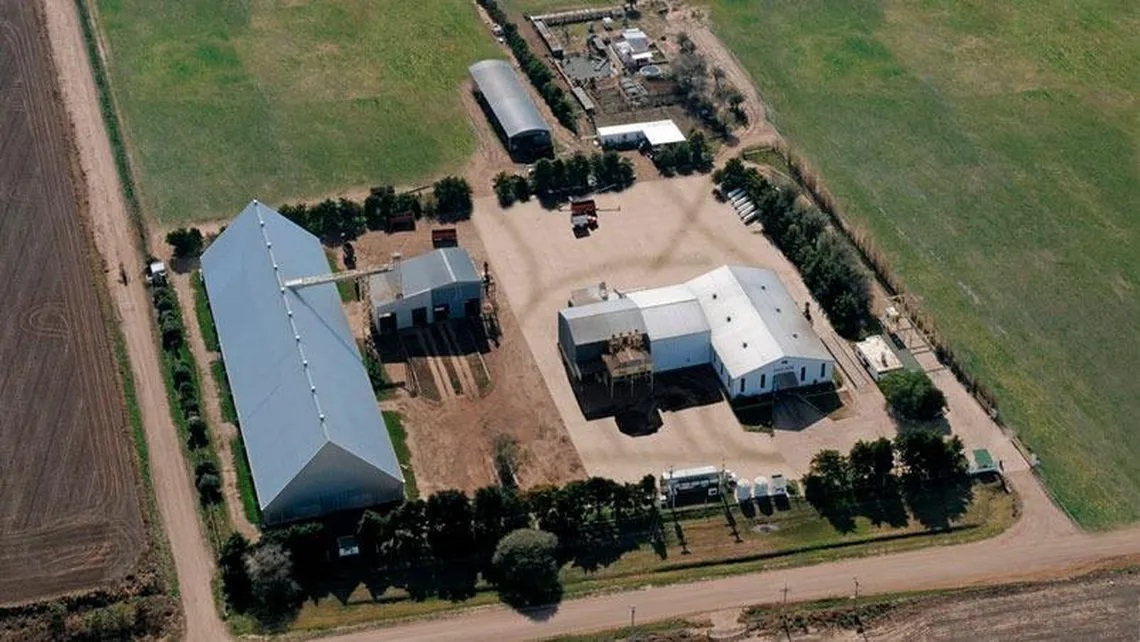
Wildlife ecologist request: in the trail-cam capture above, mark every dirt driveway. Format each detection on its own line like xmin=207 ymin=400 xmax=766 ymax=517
xmin=40 ymin=0 xmax=227 ymax=639
xmin=470 ymin=175 xmax=1026 ymax=483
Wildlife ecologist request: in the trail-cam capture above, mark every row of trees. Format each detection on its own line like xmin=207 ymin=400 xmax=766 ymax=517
xmin=278 ymin=176 xmax=473 ymax=242
xmin=713 ymin=158 xmax=872 ymax=338
xmin=652 ymin=131 xmax=714 ymax=176
xmin=219 ymin=476 xmax=661 ymax=621
xmin=675 ymin=33 xmax=746 ymax=136
xmin=477 ymin=0 xmax=576 ymax=132
xmin=151 ymin=279 xmax=221 ymax=508
xmin=525 ymin=151 xmax=636 ymax=203
xmin=493 ymin=172 xmax=533 ymax=207
xmin=803 ymin=431 xmax=971 ymax=531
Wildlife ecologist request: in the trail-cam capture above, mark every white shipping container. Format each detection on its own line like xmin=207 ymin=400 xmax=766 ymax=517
xmin=770 ymin=473 xmax=788 ymax=496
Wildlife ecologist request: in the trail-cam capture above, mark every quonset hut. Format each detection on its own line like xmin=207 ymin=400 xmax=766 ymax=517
xmin=558 ymin=266 xmax=834 ymax=399
xmin=469 ymin=59 xmax=552 ymax=157
xmin=202 ymin=201 xmax=404 ymax=525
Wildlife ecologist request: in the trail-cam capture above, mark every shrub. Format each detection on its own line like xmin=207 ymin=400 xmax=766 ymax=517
xmin=491 ymin=529 xmax=562 ymax=607
xmin=165 ymin=227 xmax=203 ymax=259
xmin=880 ymin=370 xmax=946 ymax=421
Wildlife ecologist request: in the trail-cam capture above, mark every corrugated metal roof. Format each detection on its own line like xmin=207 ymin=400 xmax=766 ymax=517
xmin=372 ymin=247 xmax=480 ymax=304
xmin=560 ymin=297 xmax=645 ymax=346
xmin=625 ymin=285 xmax=709 ymax=340
xmin=201 ymin=201 xmax=402 ymax=511
xmin=597 ymin=119 xmax=687 ymax=146
xmin=469 ymin=59 xmax=551 ymax=141
xmin=686 ymin=266 xmax=830 ymax=378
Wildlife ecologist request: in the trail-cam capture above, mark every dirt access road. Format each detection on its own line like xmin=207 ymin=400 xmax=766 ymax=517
xmin=39 ymin=0 xmax=227 ymax=639
xmin=331 ymin=473 xmax=1140 ymax=642
xmin=0 ymin=0 xmax=144 ymax=605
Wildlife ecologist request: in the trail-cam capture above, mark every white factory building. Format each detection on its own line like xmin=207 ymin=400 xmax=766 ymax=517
xmin=558 ymin=266 xmax=834 ymax=399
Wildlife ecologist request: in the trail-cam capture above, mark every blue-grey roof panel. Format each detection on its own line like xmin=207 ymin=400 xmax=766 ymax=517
xmin=469 ymin=59 xmax=551 ymax=140
xmin=399 ymin=247 xmax=481 ymax=298
xmin=201 ymin=201 xmax=402 ymax=509
xmin=560 ymin=298 xmax=645 ymax=346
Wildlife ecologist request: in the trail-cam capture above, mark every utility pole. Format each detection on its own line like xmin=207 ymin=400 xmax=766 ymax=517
xmin=630 ymin=605 xmax=636 ymax=629
xmin=781 ymin=583 xmax=790 ymax=642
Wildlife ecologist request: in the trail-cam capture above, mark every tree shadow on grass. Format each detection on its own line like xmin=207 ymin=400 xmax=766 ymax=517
xmin=903 ymin=480 xmax=973 ymax=530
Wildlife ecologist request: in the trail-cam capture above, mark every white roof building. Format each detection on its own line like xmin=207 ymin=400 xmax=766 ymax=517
xmin=558 ymin=266 xmax=834 ymax=398
xmin=597 ymin=120 xmax=687 ymax=148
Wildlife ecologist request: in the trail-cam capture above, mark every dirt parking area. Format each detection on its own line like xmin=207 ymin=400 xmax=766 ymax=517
xmin=470 ymin=175 xmax=1026 ymax=483
xmin=0 ymin=1 xmax=144 ymax=604
xmin=347 ymin=221 xmax=585 ymax=496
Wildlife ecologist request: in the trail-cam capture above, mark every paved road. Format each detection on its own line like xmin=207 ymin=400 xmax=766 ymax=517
xmin=330 ymin=473 xmax=1140 ymax=642
xmin=40 ymin=1 xmax=228 ymax=640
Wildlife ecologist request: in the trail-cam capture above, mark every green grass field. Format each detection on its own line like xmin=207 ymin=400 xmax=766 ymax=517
xmin=95 ymin=0 xmax=499 ymax=224
xmin=709 ymin=1 xmax=1139 ymax=528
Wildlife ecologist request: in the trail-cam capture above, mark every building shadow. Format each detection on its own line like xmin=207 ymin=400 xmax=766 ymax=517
xmin=572 ymin=366 xmax=726 ymax=434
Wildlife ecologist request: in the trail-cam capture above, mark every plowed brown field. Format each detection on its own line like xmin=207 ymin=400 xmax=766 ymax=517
xmin=0 ymin=1 xmax=143 ymax=605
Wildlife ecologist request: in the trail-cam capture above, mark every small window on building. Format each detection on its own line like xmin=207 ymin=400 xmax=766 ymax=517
xmin=800 ymin=366 xmax=806 ymax=381
xmin=760 ymin=373 xmax=766 ymax=389
xmin=820 ymin=363 xmax=827 ymax=378
xmin=739 ymin=378 xmax=745 ymax=394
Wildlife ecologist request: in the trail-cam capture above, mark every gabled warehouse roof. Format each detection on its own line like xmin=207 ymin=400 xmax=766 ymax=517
xmin=370 ymin=247 xmax=481 ymax=305
xmin=560 ymin=297 xmax=645 ymax=346
xmin=625 ymin=285 xmax=709 ymax=340
xmin=686 ymin=266 xmax=830 ymax=379
xmin=201 ymin=201 xmax=402 ymax=516
xmin=469 ymin=59 xmax=551 ymax=141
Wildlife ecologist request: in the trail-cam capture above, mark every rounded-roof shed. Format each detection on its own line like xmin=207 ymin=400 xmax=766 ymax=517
xmin=469 ymin=59 xmax=551 ymax=142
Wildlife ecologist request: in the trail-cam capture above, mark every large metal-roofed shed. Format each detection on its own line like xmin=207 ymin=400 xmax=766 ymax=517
xmin=686 ymin=266 xmax=833 ymax=397
xmin=625 ymin=285 xmax=710 ymax=372
xmin=558 ymin=298 xmax=647 ymax=380
xmin=202 ymin=201 xmax=404 ymax=525
xmin=369 ymin=247 xmax=483 ymax=333
xmin=469 ymin=59 xmax=552 ymax=156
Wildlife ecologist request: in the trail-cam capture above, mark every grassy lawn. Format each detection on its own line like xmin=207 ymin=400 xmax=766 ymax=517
xmin=286 ymin=483 xmax=1012 ymax=633
xmin=325 ymin=249 xmax=355 ymax=302
xmin=708 ymin=0 xmax=1139 ymax=529
xmin=383 ymin=411 xmax=419 ymax=500
xmin=210 ymin=360 xmax=238 ymax=424
xmin=231 ymin=436 xmax=262 ymax=527
xmin=94 ymin=0 xmax=499 ymax=224
xmin=191 ymin=272 xmax=219 ymax=352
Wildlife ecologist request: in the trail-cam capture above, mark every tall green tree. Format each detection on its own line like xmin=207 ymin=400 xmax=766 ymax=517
xmin=849 ymin=438 xmax=896 ymax=497
xmin=493 ymin=172 xmax=516 ymax=207
xmin=881 ymin=370 xmax=947 ymax=421
xmin=433 ymin=176 xmax=473 ymax=219
xmin=896 ymin=430 xmax=968 ymax=485
xmin=245 ymin=542 xmax=301 ymax=622
xmin=165 ymin=227 xmax=204 ymax=259
xmin=425 ymin=489 xmax=474 ymax=560
xmin=472 ymin=486 xmax=530 ymax=562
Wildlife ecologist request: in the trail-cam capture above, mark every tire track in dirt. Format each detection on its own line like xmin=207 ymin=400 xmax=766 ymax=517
xmin=40 ymin=0 xmax=229 ymax=637
xmin=0 ymin=0 xmax=143 ymax=605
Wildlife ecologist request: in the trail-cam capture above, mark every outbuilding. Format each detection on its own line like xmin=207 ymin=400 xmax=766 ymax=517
xmin=854 ymin=335 xmax=904 ymax=381
xmin=370 ymin=247 xmax=483 ymax=334
xmin=469 ymin=59 xmax=553 ymax=157
xmin=597 ymin=119 xmax=686 ymax=149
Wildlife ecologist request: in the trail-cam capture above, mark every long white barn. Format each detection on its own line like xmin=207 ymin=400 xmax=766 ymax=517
xmin=558 ymin=266 xmax=834 ymax=398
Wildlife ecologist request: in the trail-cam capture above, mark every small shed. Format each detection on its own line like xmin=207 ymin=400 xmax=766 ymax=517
xmin=855 ymin=335 xmax=904 ymax=381
xmin=970 ymin=449 xmax=999 ymax=475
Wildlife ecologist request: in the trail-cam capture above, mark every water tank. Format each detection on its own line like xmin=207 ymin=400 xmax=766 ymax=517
xmin=753 ymin=476 xmax=769 ymax=498
xmin=770 ymin=473 xmax=788 ymax=495
xmin=735 ymin=480 xmax=752 ymax=503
